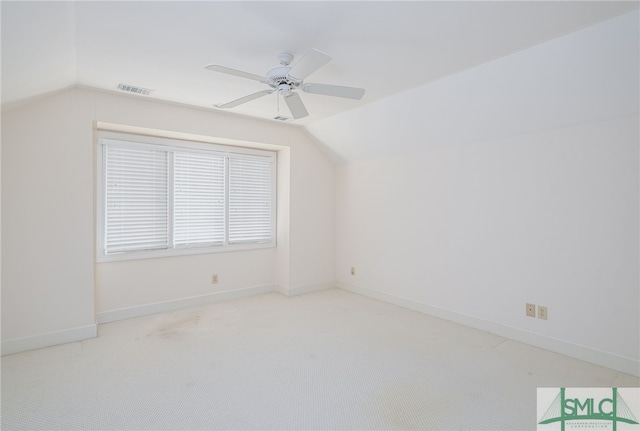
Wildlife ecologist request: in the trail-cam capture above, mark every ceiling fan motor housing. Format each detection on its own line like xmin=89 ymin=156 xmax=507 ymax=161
xmin=266 ymin=66 xmax=302 ymax=89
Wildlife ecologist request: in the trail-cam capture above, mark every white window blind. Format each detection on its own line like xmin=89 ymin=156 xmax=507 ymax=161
xmin=104 ymin=145 xmax=168 ymax=254
xmin=229 ymin=155 xmax=274 ymax=244
xmin=99 ymin=133 xmax=276 ymax=261
xmin=174 ymin=151 xmax=225 ymax=247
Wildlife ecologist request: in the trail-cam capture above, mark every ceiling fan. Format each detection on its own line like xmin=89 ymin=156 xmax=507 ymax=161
xmin=205 ymin=49 xmax=365 ymax=120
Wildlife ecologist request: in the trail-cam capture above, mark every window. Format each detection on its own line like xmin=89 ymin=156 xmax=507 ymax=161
xmin=97 ymin=133 xmax=276 ymax=261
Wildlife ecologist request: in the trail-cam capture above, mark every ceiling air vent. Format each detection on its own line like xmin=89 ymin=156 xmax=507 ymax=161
xmin=274 ymin=115 xmax=290 ymax=121
xmin=117 ymin=83 xmax=154 ymax=96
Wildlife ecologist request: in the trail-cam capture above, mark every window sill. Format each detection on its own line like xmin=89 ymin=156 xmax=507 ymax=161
xmin=96 ymin=241 xmax=276 ymax=263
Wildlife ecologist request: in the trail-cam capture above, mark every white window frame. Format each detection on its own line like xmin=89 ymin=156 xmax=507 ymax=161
xmin=96 ymin=131 xmax=276 ymax=262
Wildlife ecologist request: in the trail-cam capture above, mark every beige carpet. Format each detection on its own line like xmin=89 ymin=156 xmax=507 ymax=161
xmin=2 ymin=289 xmax=638 ymax=430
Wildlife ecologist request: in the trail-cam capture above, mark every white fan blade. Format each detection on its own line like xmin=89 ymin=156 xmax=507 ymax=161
xmin=205 ymin=64 xmax=266 ymax=83
xmin=287 ymin=49 xmax=331 ymax=80
xmin=216 ymin=90 xmax=273 ymax=109
xmin=302 ymin=83 xmax=365 ymax=100
xmin=284 ymin=92 xmax=309 ymax=119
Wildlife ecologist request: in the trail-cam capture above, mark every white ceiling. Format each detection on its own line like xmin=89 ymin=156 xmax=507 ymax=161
xmin=307 ymin=9 xmax=639 ymax=161
xmin=2 ymin=1 xmax=638 ymax=125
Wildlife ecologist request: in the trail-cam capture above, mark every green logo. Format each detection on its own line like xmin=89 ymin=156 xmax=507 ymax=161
xmin=538 ymin=388 xmax=639 ymax=431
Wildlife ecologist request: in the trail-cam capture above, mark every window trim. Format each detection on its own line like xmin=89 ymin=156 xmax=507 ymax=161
xmin=96 ymin=131 xmax=276 ymax=263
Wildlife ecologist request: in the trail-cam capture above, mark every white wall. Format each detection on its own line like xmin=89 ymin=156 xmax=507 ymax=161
xmin=1 ymin=87 xmax=336 ymax=351
xmin=325 ymin=11 xmax=640 ymax=374
xmin=336 ymin=115 xmax=639 ymax=367
xmin=2 ymin=90 xmax=96 ymax=343
xmin=289 ymin=139 xmax=335 ymax=291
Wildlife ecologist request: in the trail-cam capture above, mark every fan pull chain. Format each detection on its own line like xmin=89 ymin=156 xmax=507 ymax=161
xmin=276 ymin=91 xmax=281 ymax=115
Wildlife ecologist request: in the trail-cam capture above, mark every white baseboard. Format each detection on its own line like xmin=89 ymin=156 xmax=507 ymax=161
xmin=2 ymin=324 xmax=97 ymax=356
xmin=97 ymin=284 xmax=276 ymax=324
xmin=338 ymin=281 xmax=640 ymax=377
xmin=275 ymin=281 xmax=335 ymax=297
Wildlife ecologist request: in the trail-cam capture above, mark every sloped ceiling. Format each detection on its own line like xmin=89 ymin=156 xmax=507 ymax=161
xmin=1 ymin=1 xmax=638 ymax=159
xmin=307 ymin=9 xmax=640 ymax=161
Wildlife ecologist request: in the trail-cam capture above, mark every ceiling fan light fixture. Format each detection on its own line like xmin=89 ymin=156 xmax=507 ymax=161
xmin=278 ymin=84 xmax=292 ymax=96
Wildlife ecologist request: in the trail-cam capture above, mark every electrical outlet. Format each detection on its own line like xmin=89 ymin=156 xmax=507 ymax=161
xmin=526 ymin=303 xmax=536 ymax=317
xmin=211 ymin=274 xmax=218 ymax=284
xmin=538 ymin=305 xmax=548 ymax=320
xmin=350 ymin=267 xmax=355 ymax=276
